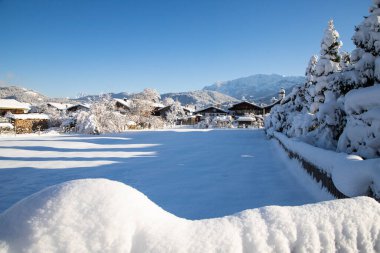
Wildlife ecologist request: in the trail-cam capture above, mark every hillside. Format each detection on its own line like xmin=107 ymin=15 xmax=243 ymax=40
xmin=0 ymin=86 xmax=70 ymax=104
xmin=203 ymin=74 xmax=305 ymax=103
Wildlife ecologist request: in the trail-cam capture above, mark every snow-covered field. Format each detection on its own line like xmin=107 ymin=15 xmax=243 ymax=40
xmin=1 ymin=129 xmax=379 ymax=252
xmin=0 ymin=129 xmax=331 ymax=219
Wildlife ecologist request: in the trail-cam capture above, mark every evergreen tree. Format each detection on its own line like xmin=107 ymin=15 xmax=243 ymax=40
xmin=337 ymin=0 xmax=380 ymax=158
xmin=304 ymin=55 xmax=318 ymax=110
xmin=311 ymin=20 xmax=342 ymax=114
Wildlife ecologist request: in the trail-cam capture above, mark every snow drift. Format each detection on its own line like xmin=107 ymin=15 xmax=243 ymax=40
xmin=0 ymin=179 xmax=379 ymax=253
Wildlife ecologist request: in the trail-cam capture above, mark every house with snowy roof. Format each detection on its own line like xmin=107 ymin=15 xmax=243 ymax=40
xmin=0 ymin=99 xmax=31 ymax=116
xmin=153 ymin=104 xmax=198 ymax=125
xmin=47 ymin=102 xmax=74 ymax=111
xmin=66 ymin=104 xmax=90 ymax=113
xmin=228 ymin=88 xmax=286 ymax=116
xmin=194 ymin=106 xmax=228 ymax=118
xmin=114 ymin=98 xmax=132 ymax=114
xmin=228 ymin=101 xmax=264 ymax=116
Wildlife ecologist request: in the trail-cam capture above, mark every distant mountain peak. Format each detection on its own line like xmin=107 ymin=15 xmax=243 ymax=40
xmin=203 ymin=74 xmax=305 ymax=103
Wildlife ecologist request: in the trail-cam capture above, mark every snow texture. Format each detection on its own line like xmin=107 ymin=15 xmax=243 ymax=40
xmin=338 ymin=85 xmax=380 ymax=158
xmin=0 ymin=179 xmax=379 ymax=253
xmin=0 ymin=130 xmax=331 ymax=218
xmin=344 ymin=85 xmax=380 ymax=114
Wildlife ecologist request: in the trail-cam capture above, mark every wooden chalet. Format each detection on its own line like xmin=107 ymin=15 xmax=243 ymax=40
xmin=153 ymin=105 xmax=171 ymax=118
xmin=228 ymin=88 xmax=286 ymax=116
xmin=114 ymin=98 xmax=132 ymax=114
xmin=228 ymin=101 xmax=263 ymax=116
xmin=66 ymin=104 xmax=90 ymax=113
xmin=47 ymin=102 xmax=73 ymax=111
xmin=195 ymin=106 xmax=228 ymax=117
xmin=0 ymin=99 xmax=30 ymax=116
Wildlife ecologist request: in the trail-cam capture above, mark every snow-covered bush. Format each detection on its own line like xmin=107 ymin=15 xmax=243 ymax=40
xmin=195 ymin=116 xmax=234 ymax=129
xmin=74 ymin=95 xmax=129 ymax=134
xmin=32 ymin=104 xmax=68 ymax=128
xmin=164 ymin=101 xmax=186 ymax=126
xmin=127 ymin=88 xmax=165 ymax=129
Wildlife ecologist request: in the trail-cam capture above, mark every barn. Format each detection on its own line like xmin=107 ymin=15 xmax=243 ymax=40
xmin=6 ymin=113 xmax=50 ymax=134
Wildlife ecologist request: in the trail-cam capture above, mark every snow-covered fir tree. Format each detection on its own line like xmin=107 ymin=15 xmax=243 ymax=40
xmin=310 ymin=20 xmax=342 ymax=114
xmin=266 ymin=2 xmax=380 ymax=159
xmin=337 ymin=0 xmax=380 ymax=158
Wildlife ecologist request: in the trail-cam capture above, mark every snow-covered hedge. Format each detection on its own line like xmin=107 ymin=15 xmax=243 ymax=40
xmin=273 ymin=132 xmax=380 ymax=198
xmin=0 ymin=179 xmax=379 ymax=252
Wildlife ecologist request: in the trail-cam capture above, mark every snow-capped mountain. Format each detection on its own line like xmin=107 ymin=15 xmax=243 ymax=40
xmin=77 ymin=90 xmax=240 ymax=108
xmin=161 ymin=90 xmax=240 ymax=108
xmin=203 ymin=74 xmax=305 ymax=102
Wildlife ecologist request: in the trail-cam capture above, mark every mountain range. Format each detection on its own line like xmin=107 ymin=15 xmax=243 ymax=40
xmin=1 ymin=74 xmax=305 ymax=107
xmin=203 ymin=74 xmax=305 ymax=103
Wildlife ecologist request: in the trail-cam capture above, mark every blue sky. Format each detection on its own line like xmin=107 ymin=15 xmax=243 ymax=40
xmin=0 ymin=0 xmax=371 ymax=97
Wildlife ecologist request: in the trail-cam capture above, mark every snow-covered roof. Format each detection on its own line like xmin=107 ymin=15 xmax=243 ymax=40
xmin=183 ymin=107 xmax=195 ymax=113
xmin=114 ymin=99 xmax=132 ymax=108
xmin=228 ymin=101 xmax=263 ymax=111
xmin=153 ymin=102 xmax=165 ymax=108
xmin=6 ymin=113 xmax=50 ymax=120
xmin=195 ymin=106 xmax=228 ymax=114
xmin=47 ymin=102 xmax=74 ymax=110
xmin=236 ymin=116 xmax=255 ymax=122
xmin=0 ymin=99 xmax=31 ymax=110
xmin=0 ymin=122 xmax=14 ymax=129
xmin=67 ymin=104 xmax=90 ymax=110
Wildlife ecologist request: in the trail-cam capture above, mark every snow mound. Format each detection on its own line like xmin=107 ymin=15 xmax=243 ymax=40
xmin=0 ymin=179 xmax=379 ymax=253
